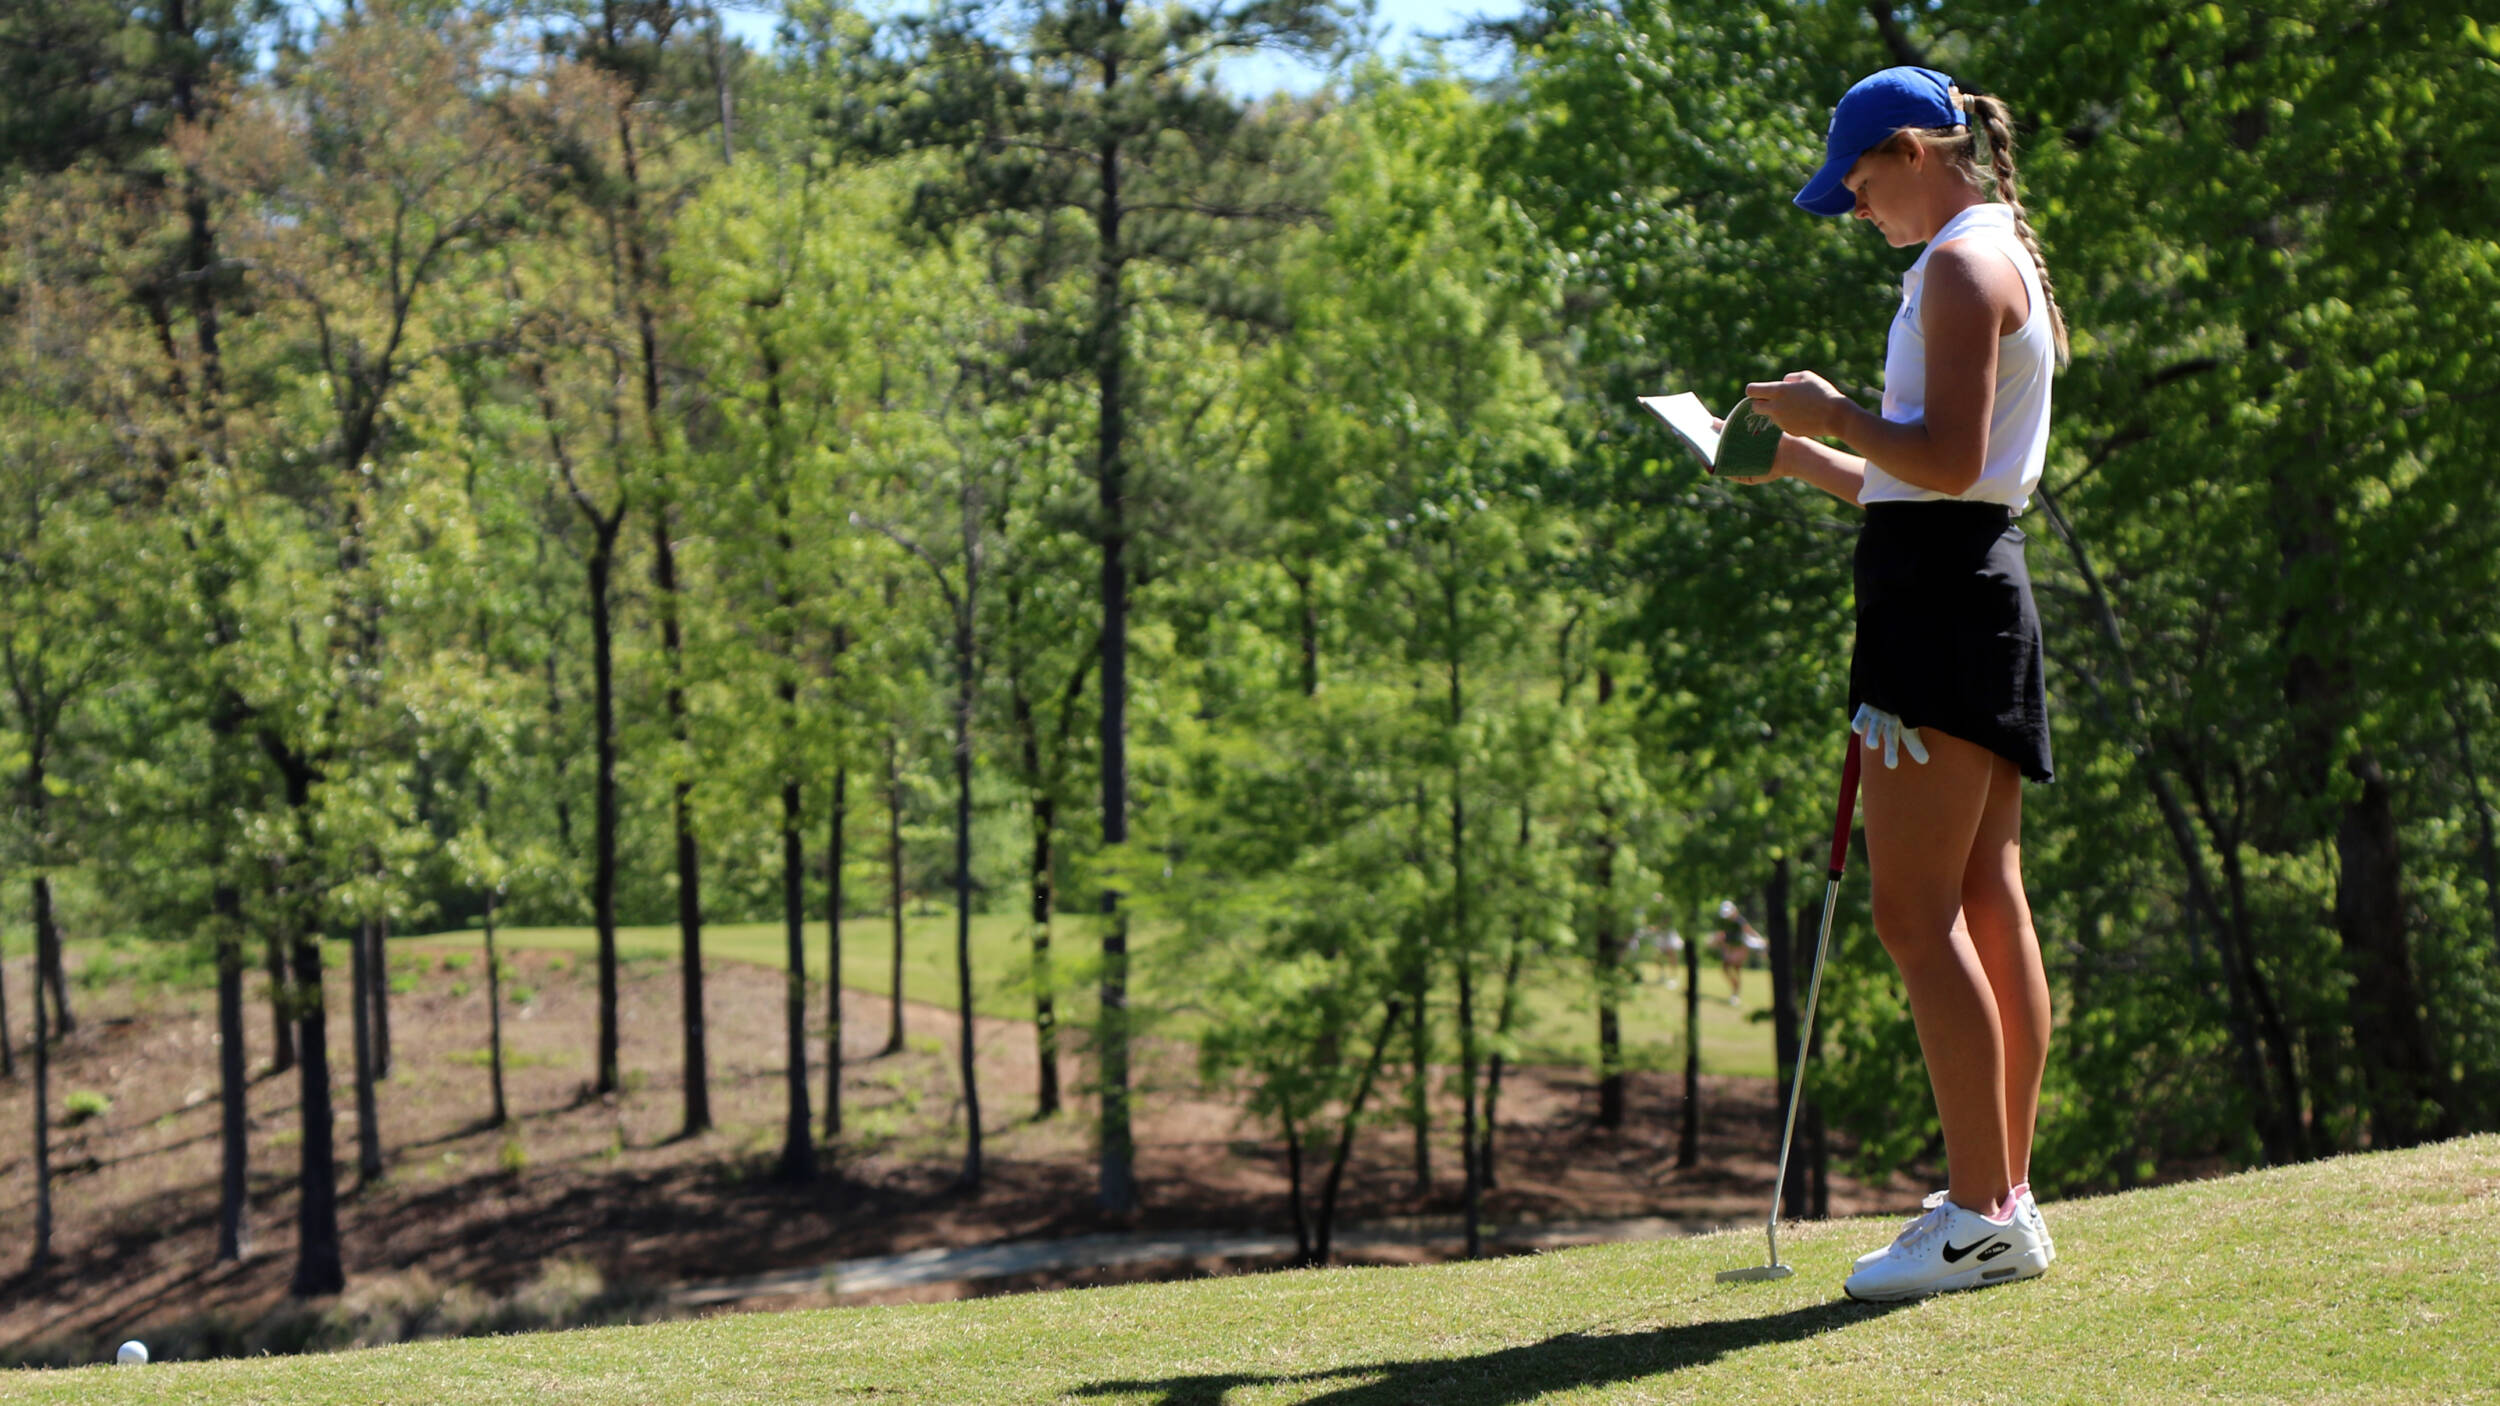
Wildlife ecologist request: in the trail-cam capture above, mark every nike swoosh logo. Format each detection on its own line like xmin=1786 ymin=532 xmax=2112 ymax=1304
xmin=1941 ymin=1236 xmax=2001 ymax=1264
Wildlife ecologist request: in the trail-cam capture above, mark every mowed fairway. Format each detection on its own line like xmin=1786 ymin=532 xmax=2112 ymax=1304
xmin=406 ymin=919 xmax=1782 ymax=1078
xmin=20 ymin=1136 xmax=2497 ymax=1403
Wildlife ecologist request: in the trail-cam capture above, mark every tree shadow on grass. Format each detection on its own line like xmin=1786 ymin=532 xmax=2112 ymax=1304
xmin=1072 ymin=1298 xmax=1900 ymax=1406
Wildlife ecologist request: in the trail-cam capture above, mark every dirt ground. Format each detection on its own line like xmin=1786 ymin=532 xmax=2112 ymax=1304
xmin=0 ymin=944 xmax=1931 ymax=1360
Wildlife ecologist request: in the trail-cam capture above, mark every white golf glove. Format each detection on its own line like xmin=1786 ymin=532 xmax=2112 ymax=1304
xmin=1851 ymin=703 xmax=1930 ymax=769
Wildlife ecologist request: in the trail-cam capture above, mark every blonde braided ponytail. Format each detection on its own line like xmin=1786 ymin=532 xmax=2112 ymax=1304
xmin=1969 ymin=93 xmax=2071 ymax=368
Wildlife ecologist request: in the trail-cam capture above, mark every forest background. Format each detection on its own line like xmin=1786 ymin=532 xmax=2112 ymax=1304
xmin=2 ymin=0 xmax=2497 ymax=1312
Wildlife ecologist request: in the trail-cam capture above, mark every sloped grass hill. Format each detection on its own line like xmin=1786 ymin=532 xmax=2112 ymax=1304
xmin=22 ymin=1136 xmax=2498 ymax=1404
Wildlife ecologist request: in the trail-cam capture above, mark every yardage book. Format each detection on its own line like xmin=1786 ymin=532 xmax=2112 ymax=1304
xmin=1637 ymin=392 xmax=1783 ymax=477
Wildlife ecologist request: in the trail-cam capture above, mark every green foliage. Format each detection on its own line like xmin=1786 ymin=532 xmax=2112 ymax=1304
xmin=1 ymin=0 xmax=2494 ymax=1265
xmin=1502 ymin=0 xmax=2500 ymax=1182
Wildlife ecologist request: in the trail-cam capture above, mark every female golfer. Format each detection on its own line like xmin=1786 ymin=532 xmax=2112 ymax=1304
xmin=1731 ymin=67 xmax=2065 ymax=1301
xmin=1714 ymin=900 xmax=1768 ymax=1006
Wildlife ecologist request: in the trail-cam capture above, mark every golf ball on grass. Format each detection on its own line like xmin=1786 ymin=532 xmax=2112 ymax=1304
xmin=116 ymin=1340 xmax=148 ymax=1365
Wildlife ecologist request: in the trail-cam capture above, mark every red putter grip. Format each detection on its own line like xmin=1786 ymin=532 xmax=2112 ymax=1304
xmin=1827 ymin=740 xmax=1863 ymax=879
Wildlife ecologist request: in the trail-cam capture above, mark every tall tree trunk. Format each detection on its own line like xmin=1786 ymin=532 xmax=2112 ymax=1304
xmin=2335 ymin=755 xmax=2448 ymax=1143
xmin=547 ymin=650 xmax=576 ymax=856
xmin=1678 ymin=918 xmax=1700 ymax=1169
xmin=29 ymin=875 xmax=57 ymax=1271
xmin=1455 ymin=894 xmax=1479 ymax=1257
xmin=1593 ymin=668 xmax=1624 ymax=1129
xmin=779 ymin=775 xmax=816 ymax=1183
xmin=38 ymin=912 xmax=72 ymax=1038
xmin=197 ymin=575 xmax=260 ymax=1258
xmin=337 ymin=494 xmax=386 ymax=1140
xmin=176 ymin=46 xmax=246 ymax=1244
xmin=1592 ymin=886 xmax=1624 ymax=1128
xmin=766 ymin=342 xmax=807 ymax=1174
xmin=349 ymin=917 xmax=384 ymax=1183
xmin=1480 ymin=858 xmax=1527 ymax=1192
xmin=587 ymin=532 xmax=622 ymax=1095
xmin=1293 ymin=565 xmax=1319 ymax=698
xmin=215 ymin=888 xmax=249 ymax=1262
xmin=1408 ymin=945 xmax=1431 ymax=1200
xmin=616 ymin=57 xmax=684 ymax=1112
xmin=948 ymin=497 xmax=984 ymax=1189
xmin=951 ymin=594 xmax=982 ymax=1189
xmin=2275 ymin=464 xmax=2443 ymax=1147
xmin=1003 ymin=583 xmax=1072 ymax=1122
xmin=273 ymin=757 xmax=344 ymax=1298
xmin=370 ymin=914 xmax=392 ymax=1080
xmin=1092 ymin=6 xmax=1137 ymax=1216
xmin=670 ymin=766 xmax=707 ymax=1120
xmin=825 ymin=764 xmax=846 ymax=1140
xmin=1315 ymin=997 xmax=1404 ymax=1265
xmin=484 ymin=888 xmax=508 ymax=1129
xmin=886 ymin=730 xmax=906 ymax=1056
xmin=288 ymin=913 xmax=344 ymax=1297
xmin=1029 ymin=793 xmax=1060 ymax=1119
xmin=1448 ymin=596 xmax=1478 ymax=1258
xmin=655 ymin=508 xmax=705 ymax=1121
xmin=1 ymin=939 xmax=12 ymax=1079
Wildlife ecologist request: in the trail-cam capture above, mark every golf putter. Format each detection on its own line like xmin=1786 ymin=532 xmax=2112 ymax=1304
xmin=1718 ymin=739 xmax=1864 ymax=1284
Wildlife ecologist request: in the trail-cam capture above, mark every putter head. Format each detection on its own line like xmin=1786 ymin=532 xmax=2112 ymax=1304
xmin=1715 ymin=1262 xmax=1795 ymax=1284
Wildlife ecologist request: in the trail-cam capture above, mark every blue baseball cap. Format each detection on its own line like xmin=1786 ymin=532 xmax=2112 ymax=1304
xmin=1794 ymin=67 xmax=1968 ymax=216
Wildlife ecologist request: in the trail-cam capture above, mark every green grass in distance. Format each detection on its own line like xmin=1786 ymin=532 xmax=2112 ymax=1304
xmin=404 ymin=917 xmax=1782 ymax=1079
xmin=23 ymin=1136 xmax=2497 ymax=1402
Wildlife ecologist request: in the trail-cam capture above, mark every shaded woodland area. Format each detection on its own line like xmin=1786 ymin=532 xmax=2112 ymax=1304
xmin=2 ymin=0 xmax=2495 ymax=1310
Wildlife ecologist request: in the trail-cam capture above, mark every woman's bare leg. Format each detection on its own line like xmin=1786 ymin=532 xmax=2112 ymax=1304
xmin=1860 ymin=727 xmax=2014 ymax=1218
xmin=1957 ymin=752 xmax=2050 ymax=1186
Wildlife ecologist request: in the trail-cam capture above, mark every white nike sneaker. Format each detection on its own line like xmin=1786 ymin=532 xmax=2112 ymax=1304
xmin=2014 ymin=1181 xmax=2054 ymax=1263
xmin=1843 ymin=1195 xmax=2049 ymax=1302
xmin=1864 ymin=1185 xmax=2055 ymax=1269
xmin=1855 ymin=1189 xmax=1950 ymax=1270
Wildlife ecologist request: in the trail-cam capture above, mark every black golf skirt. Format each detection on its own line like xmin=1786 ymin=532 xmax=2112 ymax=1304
xmin=1849 ymin=501 xmax=2053 ymax=784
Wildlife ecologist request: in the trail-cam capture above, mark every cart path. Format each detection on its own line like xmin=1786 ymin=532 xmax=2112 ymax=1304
xmin=671 ymin=1213 xmax=1735 ymax=1304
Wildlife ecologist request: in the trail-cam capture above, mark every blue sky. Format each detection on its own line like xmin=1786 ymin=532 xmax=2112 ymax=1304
xmin=1225 ymin=0 xmax=1521 ymax=94
xmin=721 ymin=1 xmax=1521 ymax=94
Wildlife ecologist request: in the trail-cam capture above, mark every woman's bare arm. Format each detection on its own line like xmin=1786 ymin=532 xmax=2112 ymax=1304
xmin=1739 ymin=240 xmax=2022 ymax=497
xmin=1725 ymin=434 xmax=1867 ymax=504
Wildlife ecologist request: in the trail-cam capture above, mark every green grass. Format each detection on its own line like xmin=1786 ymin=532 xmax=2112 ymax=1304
xmin=24 ymin=1136 xmax=2499 ymax=1402
xmin=404 ymin=919 xmax=1781 ymax=1079
xmin=406 ymin=915 xmax=1038 ymax=1026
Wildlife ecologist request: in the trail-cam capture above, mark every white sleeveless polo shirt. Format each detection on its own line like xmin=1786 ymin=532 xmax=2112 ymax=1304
xmin=1862 ymin=203 xmax=2054 ymax=510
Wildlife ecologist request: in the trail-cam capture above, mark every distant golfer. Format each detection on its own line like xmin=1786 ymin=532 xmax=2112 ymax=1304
xmin=1714 ymin=900 xmax=1767 ymax=1006
xmin=1727 ymin=67 xmax=2065 ymax=1301
xmin=1628 ymin=903 xmax=1683 ymax=987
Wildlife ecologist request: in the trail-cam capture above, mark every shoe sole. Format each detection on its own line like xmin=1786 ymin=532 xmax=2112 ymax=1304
xmin=1843 ymin=1249 xmax=2053 ymax=1303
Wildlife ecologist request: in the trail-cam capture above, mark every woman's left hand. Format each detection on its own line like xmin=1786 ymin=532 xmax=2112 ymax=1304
xmin=1744 ymin=371 xmax=1851 ymax=439
xmin=1708 ymin=416 xmax=1783 ymax=485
